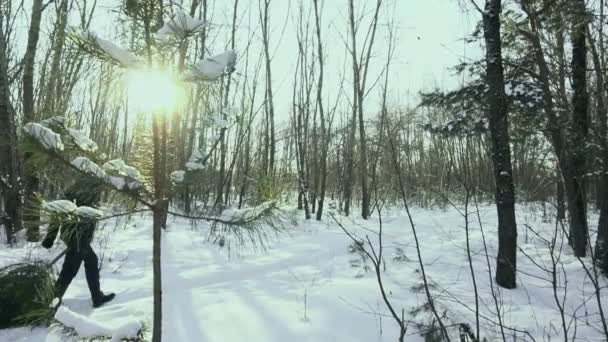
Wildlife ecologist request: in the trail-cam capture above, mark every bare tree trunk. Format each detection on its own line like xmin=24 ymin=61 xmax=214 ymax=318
xmin=557 ymin=170 xmax=566 ymax=220
xmin=292 ymin=15 xmax=311 ymax=219
xmin=151 ymin=113 xmax=166 ymax=342
xmin=22 ymin=0 xmax=44 ymax=242
xmin=348 ymin=0 xmax=364 ymax=218
xmin=313 ymin=0 xmax=327 ymax=221
xmin=343 ymin=111 xmax=356 ymax=216
xmin=520 ymin=0 xmax=589 ymax=257
xmin=213 ymin=0 xmax=238 ymax=209
xmin=260 ymin=0 xmax=275 ymax=178
xmin=142 ymin=8 xmax=166 ymax=340
xmin=593 ymin=0 xmax=608 ymax=275
xmin=42 ymin=0 xmax=68 ymax=115
xmin=346 ymin=0 xmax=382 ymax=219
xmin=0 ymin=13 xmax=21 ymax=244
xmin=482 ymin=0 xmax=518 ymax=289
xmin=569 ymin=0 xmax=590 ymax=257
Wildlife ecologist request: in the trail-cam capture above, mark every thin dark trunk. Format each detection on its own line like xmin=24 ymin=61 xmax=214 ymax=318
xmin=22 ymin=0 xmax=45 ymax=242
xmin=0 ymin=15 xmax=21 ymax=244
xmin=482 ymin=0 xmax=518 ymax=289
xmin=151 ymin=114 xmax=166 ymax=342
xmin=42 ymin=0 xmax=68 ymax=115
xmin=344 ymin=112 xmax=356 ymax=216
xmin=594 ymin=0 xmax=608 ymax=275
xmin=152 ymin=206 xmax=163 ymax=342
xmin=520 ymin=0 xmax=588 ymax=257
xmin=261 ymin=0 xmax=275 ymax=177
xmin=569 ymin=0 xmax=590 ymax=257
xmin=557 ymin=171 xmax=566 ymax=220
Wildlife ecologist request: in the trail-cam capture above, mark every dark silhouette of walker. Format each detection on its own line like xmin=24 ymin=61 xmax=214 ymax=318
xmin=41 ymin=177 xmax=115 ymax=308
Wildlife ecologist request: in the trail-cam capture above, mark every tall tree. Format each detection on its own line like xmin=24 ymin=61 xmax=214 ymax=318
xmin=480 ymin=0 xmax=518 ymax=288
xmin=518 ymin=0 xmax=589 ymax=257
xmin=349 ymin=0 xmax=382 ymax=219
xmin=22 ymin=0 xmax=45 ymax=241
xmin=312 ymin=0 xmax=329 ymax=221
xmin=214 ymin=0 xmax=239 ymax=208
xmin=569 ymin=0 xmax=590 ymax=256
xmin=594 ymin=0 xmax=608 ymax=275
xmin=0 ymin=10 xmax=21 ymax=244
xmin=41 ymin=0 xmax=69 ymax=114
xmin=260 ymin=0 xmax=276 ymax=178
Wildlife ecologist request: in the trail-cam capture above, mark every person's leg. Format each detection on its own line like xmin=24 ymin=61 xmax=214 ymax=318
xmin=81 ymin=243 xmax=115 ymax=307
xmin=81 ymin=243 xmax=101 ymax=299
xmin=55 ymin=248 xmax=82 ymax=300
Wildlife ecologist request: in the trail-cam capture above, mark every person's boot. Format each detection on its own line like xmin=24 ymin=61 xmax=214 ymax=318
xmin=82 ymin=249 xmax=114 ymax=308
xmin=92 ymin=292 xmax=116 ymax=308
xmin=52 ymin=278 xmax=69 ymax=307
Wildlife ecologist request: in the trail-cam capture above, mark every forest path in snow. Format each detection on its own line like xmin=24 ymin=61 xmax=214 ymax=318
xmin=1 ymin=204 xmax=607 ymax=341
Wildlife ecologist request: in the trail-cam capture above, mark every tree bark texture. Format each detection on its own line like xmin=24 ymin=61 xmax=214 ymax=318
xmin=482 ymin=0 xmax=518 ymax=289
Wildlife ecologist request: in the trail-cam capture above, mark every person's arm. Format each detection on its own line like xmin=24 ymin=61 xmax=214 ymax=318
xmin=41 ymin=223 xmax=60 ymax=249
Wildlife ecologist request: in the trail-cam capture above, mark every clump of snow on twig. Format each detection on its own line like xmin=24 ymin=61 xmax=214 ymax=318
xmin=71 ymin=157 xmax=109 ymax=180
xmin=103 ymin=159 xmax=141 ymax=180
xmin=39 ymin=116 xmax=65 ymax=129
xmin=219 ymin=201 xmax=275 ymax=223
xmin=67 ymin=129 xmax=98 ymax=152
xmin=49 ymin=298 xmax=61 ymax=309
xmin=210 ymin=114 xmax=231 ymax=129
xmin=185 ymin=161 xmax=204 ymax=171
xmin=67 ymin=27 xmax=140 ymax=68
xmin=74 ymin=206 xmax=104 ymax=219
xmin=71 ymin=157 xmax=138 ymax=191
xmin=157 ymin=11 xmax=207 ymax=41
xmin=43 ymin=200 xmax=104 ymax=219
xmin=185 ymin=51 xmax=237 ymax=81
xmin=103 ymin=159 xmax=143 ymax=190
xmin=23 ymin=123 xmax=64 ymax=151
xmin=43 ymin=200 xmax=78 ymax=214
xmin=54 ymin=306 xmax=141 ymax=342
xmin=185 ymin=149 xmax=207 ymax=171
xmin=170 ymin=170 xmax=186 ymax=183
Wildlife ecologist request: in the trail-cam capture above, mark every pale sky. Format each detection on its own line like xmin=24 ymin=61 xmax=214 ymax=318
xmin=12 ymin=0 xmax=481 ymax=123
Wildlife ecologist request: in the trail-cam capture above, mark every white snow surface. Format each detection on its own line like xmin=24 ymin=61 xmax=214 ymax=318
xmin=23 ymin=123 xmax=64 ymax=151
xmin=156 ymin=10 xmax=207 ymax=40
xmin=43 ymin=200 xmax=77 ymax=214
xmin=2 ymin=203 xmax=607 ymax=342
xmin=185 ymin=51 xmax=237 ymax=81
xmin=68 ymin=129 xmax=99 ymax=152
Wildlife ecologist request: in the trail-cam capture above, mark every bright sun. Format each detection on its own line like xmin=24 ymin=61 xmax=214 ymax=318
xmin=126 ymin=68 xmax=185 ymax=113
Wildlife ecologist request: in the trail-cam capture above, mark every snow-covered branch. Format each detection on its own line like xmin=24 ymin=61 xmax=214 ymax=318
xmin=156 ymin=11 xmax=207 ymax=41
xmin=67 ymin=27 xmax=140 ymax=68
xmin=184 ymin=51 xmax=237 ymax=82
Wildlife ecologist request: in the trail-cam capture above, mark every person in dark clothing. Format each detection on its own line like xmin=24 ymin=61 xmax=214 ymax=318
xmin=41 ymin=177 xmax=115 ymax=308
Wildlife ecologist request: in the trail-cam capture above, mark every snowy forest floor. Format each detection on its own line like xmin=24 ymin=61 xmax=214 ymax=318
xmin=1 ymin=203 xmax=607 ymax=342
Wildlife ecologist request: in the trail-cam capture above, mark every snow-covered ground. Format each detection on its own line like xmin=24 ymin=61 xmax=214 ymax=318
xmin=1 ymin=203 xmax=607 ymax=342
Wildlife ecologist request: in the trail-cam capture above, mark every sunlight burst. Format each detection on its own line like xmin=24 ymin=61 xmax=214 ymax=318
xmin=126 ymin=68 xmax=185 ymax=113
